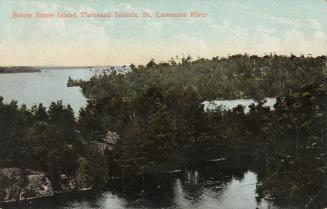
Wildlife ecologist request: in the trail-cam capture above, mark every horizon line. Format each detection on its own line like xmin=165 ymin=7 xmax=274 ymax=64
xmin=1 ymin=53 xmax=326 ymax=68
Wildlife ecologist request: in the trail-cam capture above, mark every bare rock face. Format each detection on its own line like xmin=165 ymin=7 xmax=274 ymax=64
xmin=0 ymin=168 xmax=53 ymax=202
xmin=103 ymin=131 xmax=119 ymax=145
xmin=88 ymin=131 xmax=119 ymax=157
xmin=0 ymin=168 xmax=22 ymax=202
xmin=0 ymin=168 xmax=91 ymax=203
xmin=20 ymin=174 xmax=53 ymax=200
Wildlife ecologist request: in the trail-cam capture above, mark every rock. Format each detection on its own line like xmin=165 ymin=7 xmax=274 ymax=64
xmin=0 ymin=168 xmax=91 ymax=203
xmin=262 ymin=190 xmax=275 ymax=201
xmin=103 ymin=131 xmax=119 ymax=145
xmin=20 ymin=174 xmax=53 ymax=200
xmin=59 ymin=174 xmax=76 ymax=191
xmin=87 ymin=131 xmax=120 ymax=156
xmin=87 ymin=141 xmax=112 ymax=157
xmin=0 ymin=168 xmax=21 ymax=202
xmin=0 ymin=168 xmax=53 ymax=202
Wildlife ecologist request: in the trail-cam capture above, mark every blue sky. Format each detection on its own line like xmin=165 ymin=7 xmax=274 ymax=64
xmin=0 ymin=0 xmax=326 ymax=66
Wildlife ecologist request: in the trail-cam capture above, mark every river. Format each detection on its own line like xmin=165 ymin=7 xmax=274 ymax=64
xmin=0 ymin=68 xmax=96 ymax=114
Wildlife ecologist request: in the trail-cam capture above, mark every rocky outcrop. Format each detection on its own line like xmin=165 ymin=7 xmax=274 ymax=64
xmin=0 ymin=134 xmax=120 ymax=203
xmin=20 ymin=173 xmax=53 ymax=200
xmin=103 ymin=131 xmax=119 ymax=145
xmin=0 ymin=168 xmax=89 ymax=203
xmin=87 ymin=131 xmax=119 ymax=157
xmin=0 ymin=168 xmax=53 ymax=202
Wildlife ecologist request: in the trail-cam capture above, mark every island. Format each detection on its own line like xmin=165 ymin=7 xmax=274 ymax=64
xmin=0 ymin=66 xmax=40 ymax=73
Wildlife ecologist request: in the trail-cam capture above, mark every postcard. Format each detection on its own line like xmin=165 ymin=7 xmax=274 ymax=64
xmin=0 ymin=1 xmax=326 ymax=209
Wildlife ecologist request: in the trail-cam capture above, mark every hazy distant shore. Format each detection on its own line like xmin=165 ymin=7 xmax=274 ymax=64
xmin=0 ymin=66 xmax=41 ymax=73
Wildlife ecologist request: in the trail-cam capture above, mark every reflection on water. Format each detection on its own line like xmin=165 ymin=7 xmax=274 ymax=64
xmin=0 ymin=68 xmax=96 ymax=114
xmin=7 ymin=170 xmax=291 ymax=209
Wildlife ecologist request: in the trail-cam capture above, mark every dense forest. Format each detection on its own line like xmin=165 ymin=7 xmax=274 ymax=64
xmin=0 ymin=54 xmax=326 ymax=206
xmin=77 ymin=54 xmax=327 ymax=100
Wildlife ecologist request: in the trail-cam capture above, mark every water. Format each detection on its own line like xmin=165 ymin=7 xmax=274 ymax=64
xmin=0 ymin=68 xmax=96 ymax=114
xmin=4 ymin=170 xmax=290 ymax=209
xmin=202 ymin=98 xmax=276 ymax=113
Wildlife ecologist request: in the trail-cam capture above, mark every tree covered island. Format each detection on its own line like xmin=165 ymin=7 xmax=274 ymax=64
xmin=0 ymin=66 xmax=40 ymax=73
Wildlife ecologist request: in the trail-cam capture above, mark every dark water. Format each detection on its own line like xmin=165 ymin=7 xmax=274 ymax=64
xmin=2 ymin=170 xmax=295 ymax=209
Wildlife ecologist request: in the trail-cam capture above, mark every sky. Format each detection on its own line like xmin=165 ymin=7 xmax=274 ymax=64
xmin=0 ymin=0 xmax=326 ymax=66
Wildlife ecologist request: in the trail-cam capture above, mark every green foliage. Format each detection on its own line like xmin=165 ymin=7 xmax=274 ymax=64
xmin=75 ymin=157 xmax=93 ymax=188
xmin=255 ymin=84 xmax=327 ymax=200
xmin=0 ymin=100 xmax=93 ymax=190
xmin=78 ymin=54 xmax=326 ymax=100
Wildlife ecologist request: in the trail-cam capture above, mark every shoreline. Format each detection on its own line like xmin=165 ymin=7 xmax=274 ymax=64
xmin=0 ymin=67 xmax=40 ymax=74
xmin=0 ymin=187 xmax=94 ymax=207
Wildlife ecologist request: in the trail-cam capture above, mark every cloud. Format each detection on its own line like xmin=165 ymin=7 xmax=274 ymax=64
xmin=208 ymin=18 xmax=327 ymax=56
xmin=0 ymin=0 xmax=326 ymax=66
xmin=117 ymin=3 xmax=133 ymax=11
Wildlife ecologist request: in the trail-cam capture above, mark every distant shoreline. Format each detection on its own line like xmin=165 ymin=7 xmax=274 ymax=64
xmin=0 ymin=66 xmax=130 ymax=71
xmin=0 ymin=67 xmax=41 ymax=74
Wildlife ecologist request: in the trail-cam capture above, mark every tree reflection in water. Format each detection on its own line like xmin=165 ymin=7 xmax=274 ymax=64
xmin=3 ymin=169 xmax=289 ymax=209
